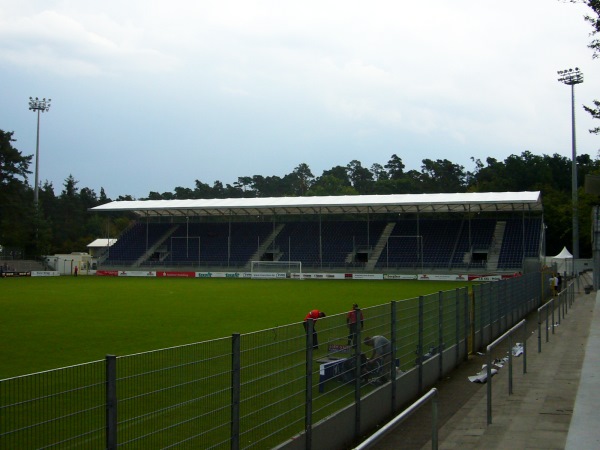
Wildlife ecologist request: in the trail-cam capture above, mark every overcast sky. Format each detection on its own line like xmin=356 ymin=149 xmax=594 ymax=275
xmin=1 ymin=1 xmax=599 ymax=199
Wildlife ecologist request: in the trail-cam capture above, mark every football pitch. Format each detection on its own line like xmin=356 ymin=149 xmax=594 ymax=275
xmin=1 ymin=276 xmax=471 ymax=379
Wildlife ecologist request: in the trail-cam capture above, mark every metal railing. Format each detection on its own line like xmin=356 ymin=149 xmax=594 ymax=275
xmin=486 ymin=319 xmax=528 ymax=425
xmin=537 ymin=281 xmax=575 ymax=352
xmin=353 ymin=388 xmax=439 ymax=450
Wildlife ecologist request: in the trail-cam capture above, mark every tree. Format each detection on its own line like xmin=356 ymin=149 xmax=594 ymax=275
xmin=194 ymin=180 xmax=214 ymax=199
xmin=583 ymin=100 xmax=600 ymax=135
xmin=384 ymin=154 xmax=405 ymax=180
xmin=308 ymin=175 xmax=358 ymax=196
xmin=234 ymin=176 xmax=254 ymax=195
xmin=146 ymin=191 xmax=164 ymax=200
xmin=286 ymin=163 xmax=314 ymax=196
xmin=0 ymin=131 xmax=32 ymax=187
xmin=370 ymin=163 xmax=388 ymax=181
xmin=321 ymin=165 xmax=351 ymax=186
xmin=99 ymin=187 xmax=110 ymax=204
xmin=346 ymin=160 xmax=374 ymax=194
xmin=174 ymin=186 xmax=194 ymax=199
xmin=251 ymin=175 xmax=285 ymax=197
xmin=419 ymin=158 xmax=467 ymax=193
xmin=0 ymin=130 xmax=35 ymax=253
xmin=576 ymin=0 xmax=600 ymax=57
xmin=570 ymin=2 xmax=600 ymax=139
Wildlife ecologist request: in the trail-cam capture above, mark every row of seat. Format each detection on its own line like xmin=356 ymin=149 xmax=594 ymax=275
xmin=103 ymin=218 xmax=542 ymax=270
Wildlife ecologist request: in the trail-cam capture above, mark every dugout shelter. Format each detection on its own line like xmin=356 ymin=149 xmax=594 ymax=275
xmin=90 ymin=191 xmax=544 ymax=274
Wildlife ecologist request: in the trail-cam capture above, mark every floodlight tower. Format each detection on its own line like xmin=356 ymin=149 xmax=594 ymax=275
xmin=28 ymin=96 xmax=52 ymax=207
xmin=557 ymin=68 xmax=583 ymax=260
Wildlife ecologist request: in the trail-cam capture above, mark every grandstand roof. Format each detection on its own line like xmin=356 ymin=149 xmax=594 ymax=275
xmin=90 ymin=191 xmax=543 ymax=217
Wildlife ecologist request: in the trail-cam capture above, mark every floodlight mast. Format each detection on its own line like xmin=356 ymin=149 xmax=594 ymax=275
xmin=28 ymin=96 xmax=51 ymax=207
xmin=557 ymin=68 xmax=583 ymax=261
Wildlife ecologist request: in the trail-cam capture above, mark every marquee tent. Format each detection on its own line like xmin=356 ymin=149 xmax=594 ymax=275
xmin=549 ymin=246 xmax=573 ymax=274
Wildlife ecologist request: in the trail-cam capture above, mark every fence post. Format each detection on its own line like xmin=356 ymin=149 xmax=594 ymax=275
xmin=478 ymin=285 xmax=484 ymax=349
xmin=305 ymin=319 xmax=314 ymax=450
xmin=106 ymin=354 xmax=117 ymax=450
xmin=354 ymin=310 xmax=362 ymax=441
xmin=231 ymin=334 xmax=241 ymax=450
xmin=552 ymin=298 xmax=556 ymax=335
xmin=438 ymin=291 xmax=443 ymax=380
xmin=465 ymin=288 xmax=470 ymax=360
xmin=432 ymin=389 xmax=439 ymax=450
xmin=455 ymin=288 xmax=460 ymax=365
xmin=486 ymin=349 xmax=492 ymax=425
xmin=523 ymin=321 xmax=527 ymax=374
xmin=390 ymin=301 xmax=397 ymax=409
xmin=508 ymin=332 xmax=513 ymax=395
xmin=488 ymin=282 xmax=493 ymax=343
xmin=418 ymin=296 xmax=424 ymax=394
xmin=546 ymin=300 xmax=550 ymax=342
xmin=537 ymin=309 xmax=542 ymax=354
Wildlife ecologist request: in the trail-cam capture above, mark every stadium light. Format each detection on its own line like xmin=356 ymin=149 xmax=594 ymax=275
xmin=28 ymin=96 xmax=52 ymax=207
xmin=557 ymin=68 xmax=583 ymax=261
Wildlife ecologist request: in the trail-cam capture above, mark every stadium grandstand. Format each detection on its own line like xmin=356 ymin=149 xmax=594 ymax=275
xmin=90 ymin=191 xmax=544 ymax=274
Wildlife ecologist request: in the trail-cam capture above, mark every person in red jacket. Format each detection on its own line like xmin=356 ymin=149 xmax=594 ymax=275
xmin=303 ymin=309 xmax=326 ymax=349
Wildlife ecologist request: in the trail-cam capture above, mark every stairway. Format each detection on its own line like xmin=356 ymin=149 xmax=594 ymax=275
xmin=486 ymin=221 xmax=506 ymax=271
xmin=247 ymin=224 xmax=285 ymax=265
xmin=134 ymin=225 xmax=178 ymax=267
xmin=364 ymin=222 xmax=396 ymax=271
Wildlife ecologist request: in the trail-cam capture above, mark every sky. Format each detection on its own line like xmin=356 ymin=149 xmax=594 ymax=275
xmin=1 ymin=1 xmax=600 ymax=200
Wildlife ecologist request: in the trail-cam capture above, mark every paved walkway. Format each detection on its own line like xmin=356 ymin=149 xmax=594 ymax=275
xmin=374 ymin=274 xmax=599 ymax=450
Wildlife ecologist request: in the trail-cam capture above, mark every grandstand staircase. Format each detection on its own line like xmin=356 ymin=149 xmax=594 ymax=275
xmin=364 ymin=222 xmax=396 ymax=271
xmin=486 ymin=221 xmax=506 ymax=271
xmin=133 ymin=225 xmax=178 ymax=267
xmin=247 ymin=224 xmax=285 ymax=265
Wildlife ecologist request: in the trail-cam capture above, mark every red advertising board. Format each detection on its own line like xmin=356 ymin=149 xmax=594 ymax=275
xmin=96 ymin=270 xmax=119 ymax=277
xmin=156 ymin=271 xmax=196 ymax=278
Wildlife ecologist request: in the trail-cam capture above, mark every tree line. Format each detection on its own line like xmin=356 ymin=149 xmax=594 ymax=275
xmin=1 ymin=128 xmax=599 ymax=258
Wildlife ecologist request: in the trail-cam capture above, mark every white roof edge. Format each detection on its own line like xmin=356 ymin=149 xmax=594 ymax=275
xmin=89 ymin=191 xmax=543 ymax=217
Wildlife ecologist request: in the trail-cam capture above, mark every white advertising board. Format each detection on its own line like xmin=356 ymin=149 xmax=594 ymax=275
xmin=196 ymin=272 xmax=250 ymax=278
xmin=418 ymin=274 xmax=468 ymax=281
xmin=352 ymin=273 xmax=384 ymax=280
xmin=251 ymin=272 xmax=286 ymax=279
xmin=31 ymin=271 xmax=60 ymax=277
xmin=384 ymin=274 xmax=418 ymax=280
xmin=117 ymin=271 xmax=156 ymax=277
xmin=299 ymin=273 xmax=347 ymax=280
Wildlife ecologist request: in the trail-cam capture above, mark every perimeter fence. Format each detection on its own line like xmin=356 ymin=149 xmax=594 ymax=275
xmin=0 ymin=272 xmax=550 ymax=449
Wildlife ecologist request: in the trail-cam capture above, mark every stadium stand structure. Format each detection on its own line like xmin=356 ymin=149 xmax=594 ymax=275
xmin=93 ymin=192 xmax=544 ymax=273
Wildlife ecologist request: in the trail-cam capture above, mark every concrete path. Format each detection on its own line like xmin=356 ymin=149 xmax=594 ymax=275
xmin=373 ymin=276 xmax=599 ymax=450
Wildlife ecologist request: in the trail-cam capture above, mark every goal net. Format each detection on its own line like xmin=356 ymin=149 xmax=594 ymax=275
xmin=250 ymin=261 xmax=302 ymax=279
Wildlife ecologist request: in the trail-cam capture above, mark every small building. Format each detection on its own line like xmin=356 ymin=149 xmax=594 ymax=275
xmin=86 ymin=238 xmax=117 ymax=259
xmin=45 ymin=253 xmax=95 ymax=275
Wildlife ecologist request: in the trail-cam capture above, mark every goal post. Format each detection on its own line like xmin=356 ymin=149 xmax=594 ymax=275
xmin=250 ymin=261 xmax=302 ymax=279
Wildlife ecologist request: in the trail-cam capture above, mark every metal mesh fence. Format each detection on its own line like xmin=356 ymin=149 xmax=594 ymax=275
xmin=0 ymin=273 xmax=544 ymax=449
xmin=238 ymin=324 xmax=306 ymax=449
xmin=0 ymin=360 xmax=105 ymax=449
xmin=116 ymin=337 xmax=232 ymax=449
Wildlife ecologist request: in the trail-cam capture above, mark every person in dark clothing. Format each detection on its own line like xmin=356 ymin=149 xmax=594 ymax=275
xmin=346 ymin=303 xmax=364 ymax=346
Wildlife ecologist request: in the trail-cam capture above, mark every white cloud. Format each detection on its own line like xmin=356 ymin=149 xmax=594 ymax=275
xmin=0 ymin=0 xmax=598 ymax=198
xmin=0 ymin=6 xmax=178 ymax=76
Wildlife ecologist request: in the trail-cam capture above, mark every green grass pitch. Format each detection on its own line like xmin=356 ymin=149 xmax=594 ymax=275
xmin=0 ymin=276 xmax=471 ymax=379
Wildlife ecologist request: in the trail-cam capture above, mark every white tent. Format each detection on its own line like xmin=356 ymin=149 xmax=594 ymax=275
xmin=549 ymin=247 xmax=573 ymax=274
